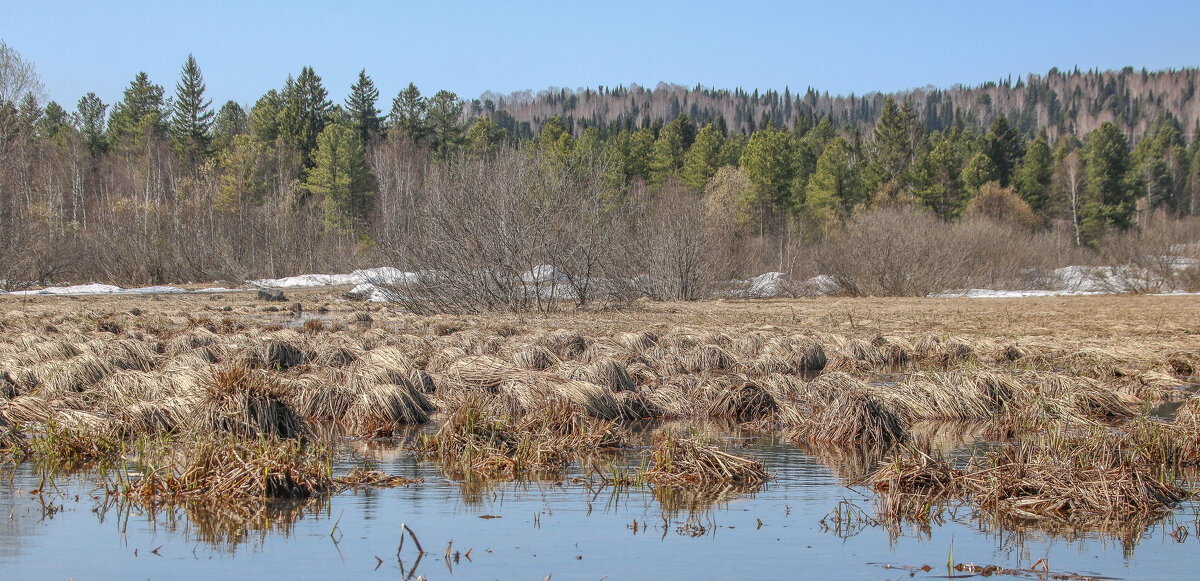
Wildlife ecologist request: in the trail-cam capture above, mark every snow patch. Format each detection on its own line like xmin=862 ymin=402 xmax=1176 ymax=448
xmin=253 ymin=267 xmax=420 ymax=289
xmin=125 ymin=286 xmax=189 ymax=295
xmin=520 ymin=265 xmax=569 ymax=285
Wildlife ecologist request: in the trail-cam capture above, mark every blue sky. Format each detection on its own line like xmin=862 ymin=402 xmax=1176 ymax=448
xmin=4 ymin=0 xmax=1199 ymax=111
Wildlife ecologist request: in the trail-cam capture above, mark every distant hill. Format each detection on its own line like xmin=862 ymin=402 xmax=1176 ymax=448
xmin=469 ymin=67 xmax=1200 ymax=143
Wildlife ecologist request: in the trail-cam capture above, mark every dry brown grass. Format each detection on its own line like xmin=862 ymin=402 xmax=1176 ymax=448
xmin=644 ymin=434 xmax=768 ymax=487
xmin=870 ymin=423 xmax=1188 ymax=530
xmin=126 ymin=433 xmax=332 ymax=500
xmin=1 ymin=290 xmax=1198 ymax=518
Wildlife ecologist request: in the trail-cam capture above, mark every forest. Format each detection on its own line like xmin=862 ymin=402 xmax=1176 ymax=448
xmin=2 ymin=39 xmax=1199 ymax=302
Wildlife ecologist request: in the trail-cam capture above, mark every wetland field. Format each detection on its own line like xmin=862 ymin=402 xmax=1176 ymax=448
xmin=3 ymin=290 xmax=1200 ymax=580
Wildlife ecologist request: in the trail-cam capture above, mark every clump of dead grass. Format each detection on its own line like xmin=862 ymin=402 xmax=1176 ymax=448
xmin=126 ymin=433 xmax=332 ymax=500
xmin=644 ymin=434 xmax=768 ymax=487
xmin=193 ymin=364 xmax=306 ymax=439
xmin=420 ymin=394 xmax=624 ymax=479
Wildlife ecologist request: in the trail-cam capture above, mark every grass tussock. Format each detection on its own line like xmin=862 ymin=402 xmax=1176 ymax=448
xmin=870 ymin=424 xmax=1188 ymax=529
xmin=126 ymin=433 xmax=332 ymax=500
xmin=790 ymin=390 xmax=907 ymax=446
xmin=342 ymin=381 xmax=435 ymax=436
xmin=420 ymin=394 xmax=624 ymax=479
xmin=707 ymin=381 xmax=777 ymax=422
xmin=195 ymin=364 xmax=306 ymax=439
xmin=645 ymin=434 xmax=769 ymax=487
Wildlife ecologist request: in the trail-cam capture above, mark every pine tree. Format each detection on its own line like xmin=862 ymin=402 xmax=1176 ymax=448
xmin=1080 ymin=122 xmax=1135 ymax=245
xmin=212 ymin=100 xmax=248 ymax=155
xmin=962 ymin=151 xmax=999 ymax=195
xmin=804 ymin=136 xmax=857 ymax=230
xmin=170 ymin=54 xmax=215 ymax=160
xmin=738 ymin=127 xmax=795 ymax=234
xmin=248 ymin=89 xmax=283 ymax=144
xmin=107 ymin=71 xmax=166 ymax=152
xmin=681 ymin=124 xmax=726 ymax=191
xmin=1015 ymin=132 xmax=1053 ymax=213
xmin=389 ymin=82 xmax=427 ymax=144
xmin=74 ymin=92 xmax=108 ymax=155
xmin=426 ymin=89 xmax=463 ymax=160
xmin=36 ymin=101 xmax=72 ymax=142
xmin=649 ymin=117 xmax=688 ymax=184
xmin=345 ymin=69 xmax=382 ymax=145
xmin=305 ymin=122 xmax=370 ymax=230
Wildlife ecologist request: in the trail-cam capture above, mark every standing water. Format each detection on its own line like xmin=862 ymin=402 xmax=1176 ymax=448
xmin=3 ymin=429 xmax=1198 ymax=580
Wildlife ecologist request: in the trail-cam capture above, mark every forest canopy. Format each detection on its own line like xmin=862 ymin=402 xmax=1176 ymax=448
xmin=2 ymin=39 xmax=1199 ymax=300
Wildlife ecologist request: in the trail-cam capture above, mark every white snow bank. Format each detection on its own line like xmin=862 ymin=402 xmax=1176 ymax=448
xmin=745 ymin=272 xmax=785 ymax=298
xmin=253 ymin=267 xmax=420 ymax=289
xmin=520 ymin=265 xmax=569 ymax=284
xmin=347 ymin=283 xmax=390 ymax=302
xmin=727 ymin=273 xmax=840 ymax=298
xmin=12 ymin=283 xmax=126 ymax=296
xmin=125 ymin=286 xmax=189 ymax=294
xmin=933 ymin=288 xmax=1107 ymax=299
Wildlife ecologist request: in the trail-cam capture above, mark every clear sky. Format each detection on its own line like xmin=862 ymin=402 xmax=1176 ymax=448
xmin=4 ymin=0 xmax=1199 ymax=112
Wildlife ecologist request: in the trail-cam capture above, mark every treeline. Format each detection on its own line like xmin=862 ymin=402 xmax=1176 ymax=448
xmin=1 ymin=40 xmax=1198 ymax=293
xmin=480 ymin=67 xmax=1200 ymax=144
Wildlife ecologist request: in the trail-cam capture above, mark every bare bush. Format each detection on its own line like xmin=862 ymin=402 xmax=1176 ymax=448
xmin=631 ymin=179 xmax=732 ymax=300
xmin=376 ymin=148 xmax=637 ymax=313
xmin=1094 ymin=214 xmax=1200 ymax=292
xmin=812 ymin=207 xmax=966 ymax=296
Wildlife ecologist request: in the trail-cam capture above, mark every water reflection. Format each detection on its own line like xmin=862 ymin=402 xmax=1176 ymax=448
xmin=3 ymin=421 xmax=1200 ymax=579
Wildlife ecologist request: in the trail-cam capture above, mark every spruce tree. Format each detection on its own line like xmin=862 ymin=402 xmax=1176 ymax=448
xmin=980 ymin=114 xmax=1025 ymax=187
xmin=345 ymin=69 xmax=382 ymax=145
xmin=1015 ymin=132 xmax=1053 ymax=213
xmin=280 ymin=66 xmax=332 ymax=166
xmin=170 ymin=54 xmax=215 ymax=160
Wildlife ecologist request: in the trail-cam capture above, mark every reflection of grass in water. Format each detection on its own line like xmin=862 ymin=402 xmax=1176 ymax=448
xmin=863 ymin=421 xmax=1190 ymax=544
xmin=653 ymin=482 xmax=762 ymax=518
xmin=118 ymin=495 xmax=331 ymax=552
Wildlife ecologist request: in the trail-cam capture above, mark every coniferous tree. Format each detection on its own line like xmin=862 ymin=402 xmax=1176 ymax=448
xmin=426 ymin=89 xmax=463 ymax=160
xmin=1015 ymin=132 xmax=1053 ymax=213
xmin=871 ymin=97 xmax=917 ymax=186
xmin=211 ymin=100 xmax=248 ymax=155
xmin=1133 ymin=113 xmax=1187 ymax=213
xmin=170 ymin=54 xmax=214 ymax=160
xmin=107 ymin=72 xmax=166 ymax=152
xmin=979 ymin=114 xmax=1025 ymax=187
xmin=305 ymin=122 xmax=370 ymax=230
xmin=962 ymin=151 xmax=999 ymax=195
xmin=74 ymin=92 xmax=108 ymax=155
xmin=248 ymin=89 xmax=283 ymax=144
xmin=738 ymin=127 xmax=794 ymax=234
xmin=280 ymin=67 xmax=332 ymax=167
xmin=681 ymin=124 xmax=726 ymax=191
xmin=1080 ymin=121 xmax=1135 ymax=245
xmin=345 ymin=69 xmax=382 ymax=145
xmin=804 ymin=136 xmax=857 ymax=230
xmin=36 ymin=101 xmax=72 ymax=142
xmin=389 ymin=82 xmax=428 ymax=144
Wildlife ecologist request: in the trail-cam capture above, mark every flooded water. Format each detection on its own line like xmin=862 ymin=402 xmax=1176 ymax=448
xmin=3 ymin=431 xmax=1200 ymax=580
